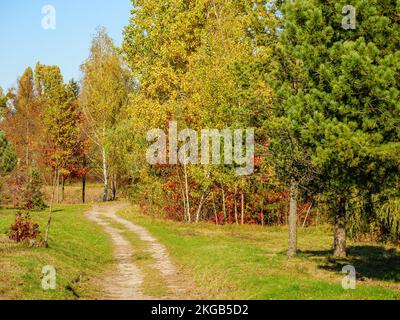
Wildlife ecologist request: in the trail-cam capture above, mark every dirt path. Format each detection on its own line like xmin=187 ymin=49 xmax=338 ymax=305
xmin=86 ymin=203 xmax=184 ymax=300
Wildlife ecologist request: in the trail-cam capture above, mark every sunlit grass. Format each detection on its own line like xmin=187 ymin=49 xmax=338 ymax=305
xmin=118 ymin=206 xmax=400 ymax=300
xmin=0 ymin=205 xmax=113 ymax=300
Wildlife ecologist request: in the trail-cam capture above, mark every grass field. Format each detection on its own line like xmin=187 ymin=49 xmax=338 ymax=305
xmin=118 ymin=206 xmax=400 ymax=300
xmin=0 ymin=205 xmax=113 ymax=300
xmin=1 ymin=202 xmax=399 ymax=300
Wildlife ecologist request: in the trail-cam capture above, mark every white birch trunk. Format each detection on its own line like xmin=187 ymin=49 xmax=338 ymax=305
xmin=102 ymin=147 xmax=108 ymax=202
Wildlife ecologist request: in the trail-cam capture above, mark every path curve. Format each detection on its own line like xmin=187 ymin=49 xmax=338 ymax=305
xmin=86 ymin=203 xmax=183 ymax=300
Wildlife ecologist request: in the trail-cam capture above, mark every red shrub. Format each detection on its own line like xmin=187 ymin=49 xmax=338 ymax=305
xmin=9 ymin=211 xmax=41 ymax=243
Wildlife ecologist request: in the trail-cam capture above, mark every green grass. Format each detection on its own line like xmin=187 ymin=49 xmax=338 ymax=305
xmin=0 ymin=205 xmax=113 ymax=300
xmin=118 ymin=206 xmax=400 ymax=300
xmin=1 ymin=203 xmax=398 ymax=300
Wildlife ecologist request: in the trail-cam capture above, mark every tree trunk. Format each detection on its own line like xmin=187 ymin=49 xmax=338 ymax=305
xmin=287 ymin=179 xmax=298 ymax=258
xmin=334 ymin=198 xmax=347 ymax=258
xmin=44 ymin=170 xmax=57 ymax=248
xmin=56 ymin=169 xmax=60 ymax=204
xmin=234 ymin=186 xmax=238 ymax=225
xmin=61 ymin=175 xmax=65 ymax=203
xmin=302 ymin=204 xmax=312 ymax=228
xmin=102 ymin=147 xmax=108 ymax=202
xmin=112 ymin=173 xmax=117 ymax=201
xmin=212 ymin=192 xmax=218 ymax=225
xmin=181 ymin=185 xmax=187 ymax=222
xmin=221 ymin=185 xmax=227 ymax=224
xmin=82 ymin=156 xmax=86 ymax=204
xmin=183 ymin=164 xmax=191 ymax=223
xmin=82 ymin=174 xmax=86 ymax=204
xmin=241 ymin=192 xmax=245 ymax=225
xmin=220 ymin=181 xmax=227 ymax=224
xmin=196 ymin=193 xmax=205 ymax=223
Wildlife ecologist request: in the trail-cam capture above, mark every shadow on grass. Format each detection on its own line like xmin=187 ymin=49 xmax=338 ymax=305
xmin=300 ymin=246 xmax=400 ymax=283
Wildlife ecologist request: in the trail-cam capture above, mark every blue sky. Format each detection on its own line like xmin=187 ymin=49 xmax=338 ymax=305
xmin=0 ymin=0 xmax=132 ymax=90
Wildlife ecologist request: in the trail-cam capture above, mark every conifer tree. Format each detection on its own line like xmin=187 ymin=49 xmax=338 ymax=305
xmin=0 ymin=87 xmax=7 ymax=116
xmin=0 ymin=131 xmax=16 ymax=175
xmin=273 ymin=0 xmax=400 ymax=257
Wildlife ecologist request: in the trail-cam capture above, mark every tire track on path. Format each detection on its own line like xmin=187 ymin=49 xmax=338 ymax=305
xmin=86 ymin=203 xmax=184 ymax=300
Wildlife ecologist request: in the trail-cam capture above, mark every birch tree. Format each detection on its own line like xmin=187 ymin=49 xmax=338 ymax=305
xmin=81 ymin=27 xmax=129 ymax=201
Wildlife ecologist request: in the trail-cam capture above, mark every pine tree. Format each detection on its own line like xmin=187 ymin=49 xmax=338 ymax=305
xmin=0 ymin=130 xmax=17 ymax=206
xmin=0 ymin=131 xmax=16 ymax=175
xmin=0 ymin=87 xmax=6 ymax=117
xmin=23 ymin=167 xmax=47 ymax=211
xmin=274 ymin=0 xmax=400 ymax=257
